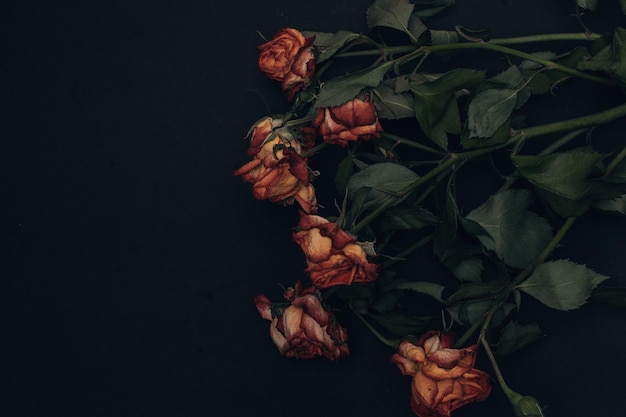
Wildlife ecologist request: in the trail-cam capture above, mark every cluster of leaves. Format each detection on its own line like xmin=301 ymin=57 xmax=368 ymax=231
xmin=296 ymin=0 xmax=626 ymax=355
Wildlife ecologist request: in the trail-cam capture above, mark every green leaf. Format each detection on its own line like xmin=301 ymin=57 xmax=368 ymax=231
xmin=513 ymin=147 xmax=603 ymax=199
xmin=347 ymin=162 xmax=419 ymax=203
xmin=448 ymin=301 xmax=514 ymax=327
xmin=372 ymin=80 xmax=416 ymax=119
xmin=494 ymin=321 xmax=543 ymax=356
xmin=410 ymin=68 xmax=485 ymax=149
xmin=433 ymin=178 xmax=459 ymax=258
xmin=315 ymin=61 xmax=393 ymax=108
xmin=380 ymin=204 xmax=437 ymax=233
xmin=512 ymin=147 xmax=612 ymax=217
xmin=367 ymin=0 xmax=417 ymax=41
xmin=411 ymin=0 xmax=455 ymax=19
xmin=517 ymin=259 xmax=609 ymax=310
xmin=446 ymin=269 xmax=508 ymax=305
xmin=464 ymin=189 xmax=553 ymax=269
xmin=577 ymin=27 xmax=626 ymax=86
xmin=395 ymin=280 xmax=446 ymax=303
xmin=593 ymin=194 xmax=626 ymax=215
xmin=467 ymin=88 xmax=518 ymax=138
xmin=590 ymin=286 xmax=626 ymax=308
xmin=620 ymin=0 xmax=626 ymax=14
xmin=301 ymin=30 xmax=362 ymax=63
xmin=576 ymin=0 xmax=597 ymax=10
xmin=335 ymin=156 xmax=356 ymax=194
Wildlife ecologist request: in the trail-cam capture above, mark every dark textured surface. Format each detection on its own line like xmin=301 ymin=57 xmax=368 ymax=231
xmin=5 ymin=1 xmax=626 ymax=416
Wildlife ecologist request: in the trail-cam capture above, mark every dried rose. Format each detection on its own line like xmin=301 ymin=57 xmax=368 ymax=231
xmin=234 ymin=120 xmax=317 ymax=214
xmin=292 ymin=212 xmax=380 ymax=289
xmin=313 ymin=97 xmax=383 ymax=147
xmin=258 ymin=28 xmax=308 ymax=81
xmin=391 ymin=331 xmax=491 ymax=417
xmin=258 ymin=28 xmax=316 ymax=102
xmin=254 ymin=281 xmax=349 ymax=361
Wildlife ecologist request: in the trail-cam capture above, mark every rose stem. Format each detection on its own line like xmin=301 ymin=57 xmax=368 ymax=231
xmin=382 ymin=233 xmax=434 ymax=269
xmin=497 ymin=128 xmax=588 ymax=193
xmin=334 ymin=32 xmax=601 ymax=59
xmin=604 ymin=144 xmax=626 ymax=178
xmin=379 ymin=132 xmax=447 ymax=156
xmin=426 ymin=42 xmax=616 ymax=86
xmin=479 ymin=337 xmax=515 ymax=398
xmin=350 ymin=306 xmax=400 ymax=348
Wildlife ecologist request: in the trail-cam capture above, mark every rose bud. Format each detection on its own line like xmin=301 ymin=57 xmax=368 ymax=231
xmin=254 ymin=281 xmax=349 ymax=361
xmin=258 ymin=28 xmax=313 ymax=82
xmin=292 ymin=212 xmax=380 ymax=289
xmin=234 ymin=130 xmax=317 ymax=214
xmin=391 ymin=331 xmax=491 ymax=417
xmin=313 ymin=97 xmax=383 ymax=147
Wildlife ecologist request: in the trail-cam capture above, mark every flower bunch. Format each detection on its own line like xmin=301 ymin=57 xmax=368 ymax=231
xmin=236 ymin=1 xmax=626 ymax=416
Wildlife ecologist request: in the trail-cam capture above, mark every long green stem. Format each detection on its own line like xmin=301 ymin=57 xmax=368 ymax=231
xmin=521 ymin=103 xmax=626 ymax=139
xmin=335 ymin=32 xmax=601 ymax=59
xmin=380 ymin=132 xmax=446 ymax=156
xmin=489 ymin=32 xmax=601 ymax=44
xmin=351 ymin=307 xmax=399 ymax=348
xmin=426 ymin=42 xmax=616 ymax=86
xmin=480 ymin=337 xmax=515 ymax=397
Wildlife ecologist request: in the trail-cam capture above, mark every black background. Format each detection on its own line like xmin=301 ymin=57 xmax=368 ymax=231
xmin=5 ymin=1 xmax=626 ymax=416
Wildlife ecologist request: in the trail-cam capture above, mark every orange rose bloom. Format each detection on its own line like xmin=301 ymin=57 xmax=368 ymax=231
xmin=234 ymin=118 xmax=317 ymax=214
xmin=254 ymin=281 xmax=349 ymax=361
xmin=292 ymin=212 xmax=380 ymax=288
xmin=313 ymin=97 xmax=383 ymax=147
xmin=391 ymin=331 xmax=491 ymax=417
xmin=258 ymin=28 xmax=316 ymax=101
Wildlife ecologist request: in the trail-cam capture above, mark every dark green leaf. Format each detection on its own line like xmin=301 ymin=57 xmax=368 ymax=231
xmin=517 ymin=259 xmax=609 ymax=310
xmin=441 ymin=242 xmax=484 ymax=282
xmin=380 ymin=204 xmax=437 ymax=233
xmin=410 ymin=0 xmax=455 ymax=19
xmin=448 ymin=301 xmax=514 ymax=327
xmin=446 ymin=271 xmax=508 ymax=305
xmin=593 ymin=194 xmax=626 ymax=215
xmin=576 ymin=0 xmax=597 ymax=10
xmin=428 ymin=29 xmax=460 ymax=45
xmin=433 ymin=178 xmax=459 ymax=258
xmin=335 ymin=156 xmax=356 ymax=194
xmin=590 ymin=286 xmax=626 ymax=307
xmin=467 ymin=88 xmax=518 ymax=138
xmin=494 ymin=321 xmax=543 ymax=356
xmin=395 ymin=280 xmax=446 ymax=303
xmin=347 ymin=162 xmax=419 ymax=202
xmin=372 ymin=80 xmax=416 ymax=119
xmin=577 ymin=27 xmax=626 ymax=85
xmin=512 ymin=147 xmax=614 ymax=217
xmin=367 ymin=0 xmax=417 ymax=41
xmin=464 ymin=189 xmax=553 ymax=269
xmin=410 ymin=68 xmax=485 ymax=149
xmin=620 ymin=0 xmax=626 ymax=14
xmin=315 ymin=61 xmax=393 ymax=108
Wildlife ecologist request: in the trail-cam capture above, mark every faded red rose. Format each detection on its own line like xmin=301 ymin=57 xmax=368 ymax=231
xmin=313 ymin=97 xmax=383 ymax=147
xmin=391 ymin=331 xmax=491 ymax=417
xmin=234 ymin=119 xmax=317 ymax=214
xmin=292 ymin=212 xmax=380 ymax=289
xmin=254 ymin=281 xmax=349 ymax=361
xmin=258 ymin=28 xmax=316 ymax=102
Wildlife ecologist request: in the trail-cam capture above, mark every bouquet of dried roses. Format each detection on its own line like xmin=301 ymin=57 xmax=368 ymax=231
xmin=235 ymin=1 xmax=626 ymax=416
